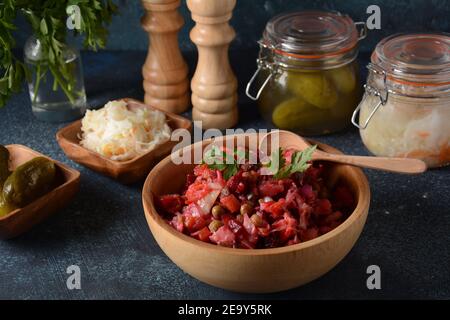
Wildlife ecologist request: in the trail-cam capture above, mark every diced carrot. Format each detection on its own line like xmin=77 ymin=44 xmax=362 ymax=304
xmin=438 ymin=145 xmax=450 ymax=164
xmin=115 ymin=147 xmax=126 ymax=155
xmin=192 ymin=227 xmax=211 ymax=242
xmin=220 ymin=195 xmax=241 ymax=213
xmin=416 ymin=131 xmax=430 ymax=139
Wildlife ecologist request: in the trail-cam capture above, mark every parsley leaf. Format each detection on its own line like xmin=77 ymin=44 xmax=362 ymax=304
xmin=266 ymin=148 xmax=285 ymax=176
xmin=223 ymin=164 xmax=238 ymax=180
xmin=290 ymin=145 xmax=317 ymax=174
xmin=273 ymin=145 xmax=317 ymax=179
xmin=203 ymin=146 xmax=248 ymax=180
xmin=204 ymin=145 xmax=317 ymax=181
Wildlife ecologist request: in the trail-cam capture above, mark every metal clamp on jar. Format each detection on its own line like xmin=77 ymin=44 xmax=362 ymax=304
xmin=353 ymin=33 xmax=450 ymax=168
xmin=246 ymin=10 xmax=367 ymax=135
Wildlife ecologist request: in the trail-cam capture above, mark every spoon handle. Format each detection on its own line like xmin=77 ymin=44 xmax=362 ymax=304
xmin=313 ymin=152 xmax=427 ymax=174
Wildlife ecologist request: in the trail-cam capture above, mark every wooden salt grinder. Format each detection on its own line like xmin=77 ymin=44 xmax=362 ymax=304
xmin=187 ymin=0 xmax=238 ymax=129
xmin=141 ymin=0 xmax=189 ymax=114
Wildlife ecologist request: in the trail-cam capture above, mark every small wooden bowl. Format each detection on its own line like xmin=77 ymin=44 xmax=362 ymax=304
xmin=56 ymin=98 xmax=192 ymax=184
xmin=142 ymin=133 xmax=371 ymax=293
xmin=0 ymin=145 xmax=80 ymax=239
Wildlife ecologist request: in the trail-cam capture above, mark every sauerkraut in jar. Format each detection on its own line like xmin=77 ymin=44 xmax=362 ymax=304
xmin=354 ymin=33 xmax=450 ymax=168
xmin=246 ymin=11 xmax=367 ymax=136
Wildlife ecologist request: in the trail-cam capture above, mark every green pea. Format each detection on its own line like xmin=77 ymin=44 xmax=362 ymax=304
xmin=250 ymin=214 xmax=264 ymax=227
xmin=209 ymin=220 xmax=223 ymax=232
xmin=240 ymin=203 xmax=253 ymax=216
xmin=211 ymin=205 xmax=225 ymax=219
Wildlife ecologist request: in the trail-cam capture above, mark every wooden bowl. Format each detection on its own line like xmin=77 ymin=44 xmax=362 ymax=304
xmin=56 ymin=98 xmax=192 ymax=184
xmin=0 ymin=145 xmax=80 ymax=239
xmin=142 ymin=133 xmax=371 ymax=293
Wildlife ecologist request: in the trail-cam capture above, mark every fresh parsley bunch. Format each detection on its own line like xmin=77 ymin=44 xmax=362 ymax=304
xmin=0 ymin=0 xmax=117 ymax=107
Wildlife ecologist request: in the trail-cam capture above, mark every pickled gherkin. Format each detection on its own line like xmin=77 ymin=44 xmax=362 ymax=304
xmin=0 ymin=145 xmax=13 ymax=216
xmin=257 ymin=60 xmax=362 ymax=136
xmin=328 ymin=65 xmax=357 ymax=94
xmin=0 ymin=145 xmax=10 ymax=188
xmin=287 ymin=71 xmax=338 ymax=109
xmin=0 ymin=194 xmax=17 ymax=217
xmin=272 ymin=98 xmax=327 ymax=130
xmin=252 ymin=10 xmax=364 ymax=135
xmin=2 ymin=157 xmax=56 ymax=207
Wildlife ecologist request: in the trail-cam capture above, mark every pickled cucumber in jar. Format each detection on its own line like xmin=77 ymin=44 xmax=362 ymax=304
xmin=327 ymin=64 xmax=357 ymax=94
xmin=287 ymin=71 xmax=339 ymax=109
xmin=2 ymin=157 xmax=56 ymax=207
xmin=257 ymin=60 xmax=361 ymax=135
xmin=252 ymin=10 xmax=364 ymax=135
xmin=272 ymin=98 xmax=330 ymax=134
xmin=258 ymin=70 xmax=288 ymax=118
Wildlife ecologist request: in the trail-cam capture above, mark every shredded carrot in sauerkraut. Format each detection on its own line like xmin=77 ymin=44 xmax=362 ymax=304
xmin=80 ymin=100 xmax=172 ymax=161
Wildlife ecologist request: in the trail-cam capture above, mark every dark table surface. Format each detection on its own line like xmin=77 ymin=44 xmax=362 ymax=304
xmin=0 ymin=50 xmax=449 ymax=300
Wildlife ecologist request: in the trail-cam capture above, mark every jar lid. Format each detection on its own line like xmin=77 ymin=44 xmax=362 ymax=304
xmin=372 ymin=33 xmax=450 ymax=85
xmin=264 ymin=10 xmax=360 ymax=59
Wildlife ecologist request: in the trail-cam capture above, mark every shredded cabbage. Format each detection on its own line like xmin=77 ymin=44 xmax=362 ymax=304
xmin=360 ymin=94 xmax=450 ymax=167
xmin=80 ymin=100 xmax=172 ymax=161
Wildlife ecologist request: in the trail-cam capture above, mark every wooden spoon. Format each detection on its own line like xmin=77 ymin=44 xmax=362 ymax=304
xmin=260 ymin=130 xmax=427 ymax=174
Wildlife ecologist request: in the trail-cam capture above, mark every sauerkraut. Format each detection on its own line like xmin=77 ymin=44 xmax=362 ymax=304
xmin=80 ymin=100 xmax=172 ymax=161
xmin=359 ymin=94 xmax=450 ymax=168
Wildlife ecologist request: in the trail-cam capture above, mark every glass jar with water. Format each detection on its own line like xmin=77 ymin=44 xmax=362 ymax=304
xmin=24 ymin=36 xmax=87 ymax=122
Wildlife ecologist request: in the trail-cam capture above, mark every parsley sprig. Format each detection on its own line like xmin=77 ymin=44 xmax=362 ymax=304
xmin=203 ymin=145 xmax=317 ymax=180
xmin=268 ymin=145 xmax=317 ymax=179
xmin=0 ymin=0 xmax=117 ymax=107
xmin=203 ymin=146 xmax=248 ymax=180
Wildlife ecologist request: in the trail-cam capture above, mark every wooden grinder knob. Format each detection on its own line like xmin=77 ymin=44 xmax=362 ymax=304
xmin=141 ymin=0 xmax=190 ymax=114
xmin=187 ymin=0 xmax=238 ymax=129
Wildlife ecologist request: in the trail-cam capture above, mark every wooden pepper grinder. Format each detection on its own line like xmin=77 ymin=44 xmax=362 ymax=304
xmin=187 ymin=0 xmax=238 ymax=129
xmin=141 ymin=0 xmax=189 ymax=114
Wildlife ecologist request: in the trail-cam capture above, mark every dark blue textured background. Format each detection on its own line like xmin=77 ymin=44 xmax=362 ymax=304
xmin=1 ymin=0 xmax=449 ymax=300
xmin=13 ymin=0 xmax=450 ymax=53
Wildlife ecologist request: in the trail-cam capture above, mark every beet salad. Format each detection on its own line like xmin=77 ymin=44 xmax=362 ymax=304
xmin=156 ymin=146 xmax=355 ymax=249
